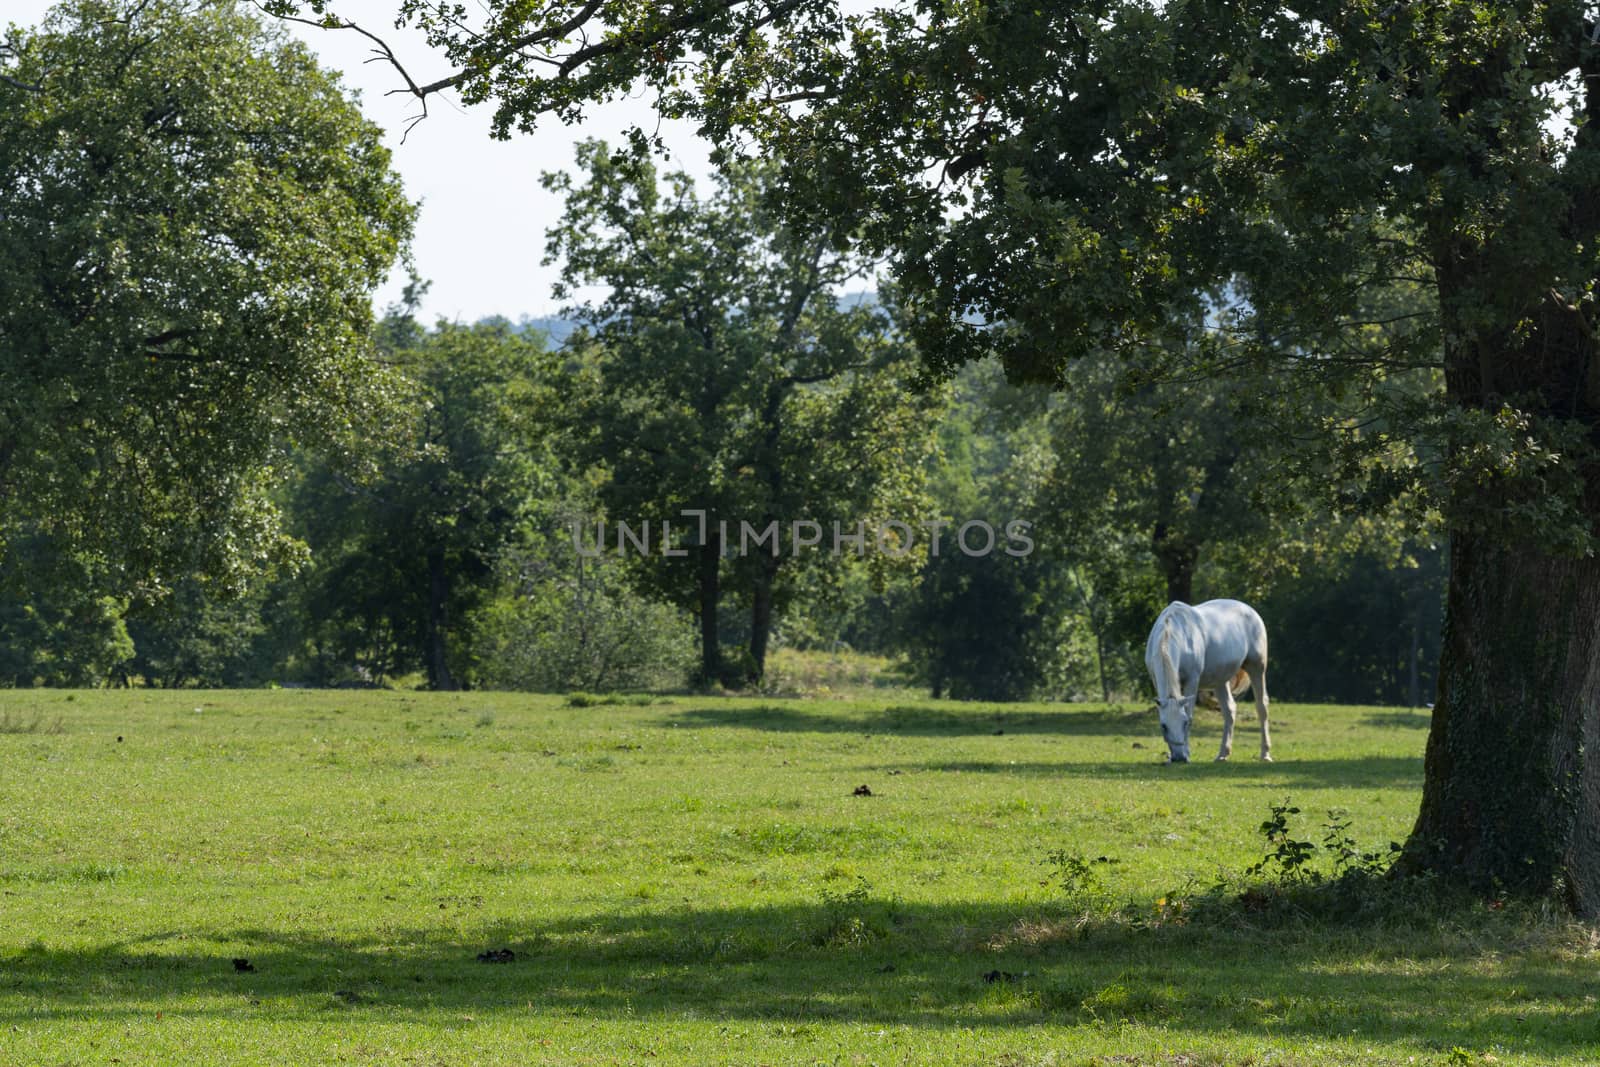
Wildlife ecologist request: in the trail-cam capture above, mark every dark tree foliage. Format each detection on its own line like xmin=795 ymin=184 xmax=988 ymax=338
xmin=281 ymin=316 xmax=554 ymax=689
xmin=1256 ymin=546 xmax=1447 ymax=708
xmin=0 ymin=534 xmax=131 ymax=687
xmin=898 ymin=550 xmax=1066 ymax=702
xmin=123 ymin=578 xmax=271 ymax=689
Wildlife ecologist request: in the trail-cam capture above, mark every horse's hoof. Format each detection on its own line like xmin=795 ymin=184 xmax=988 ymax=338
xmin=1214 ymin=755 xmax=1230 ymax=762
xmin=1260 ymin=753 xmax=1273 ymax=762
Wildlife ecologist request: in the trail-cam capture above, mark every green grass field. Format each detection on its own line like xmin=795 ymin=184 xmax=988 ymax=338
xmin=1 ymin=690 xmax=1595 ymax=1065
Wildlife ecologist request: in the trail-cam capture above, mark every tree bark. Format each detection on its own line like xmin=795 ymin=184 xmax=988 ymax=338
xmin=426 ymin=548 xmax=458 ymax=691
xmin=748 ymin=553 xmax=779 ymax=683
xmin=696 ymin=532 xmax=724 ymax=687
xmin=1401 ymin=237 xmax=1600 ymax=910
xmin=1401 ymin=533 xmax=1600 ymax=910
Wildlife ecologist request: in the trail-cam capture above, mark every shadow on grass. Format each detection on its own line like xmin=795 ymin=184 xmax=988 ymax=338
xmin=663 ymin=703 xmax=1154 ymax=738
xmin=1360 ymin=710 xmax=1433 ymax=730
xmin=884 ymin=756 xmax=1425 ymax=790
xmin=0 ymin=898 xmax=1593 ymax=1058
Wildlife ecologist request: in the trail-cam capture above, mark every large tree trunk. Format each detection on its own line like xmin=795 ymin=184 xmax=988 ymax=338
xmin=696 ymin=533 xmax=724 ymax=687
xmin=1401 ymin=238 xmax=1600 ymax=910
xmin=425 ymin=548 xmax=457 ymax=691
xmin=1401 ymin=533 xmax=1600 ymax=910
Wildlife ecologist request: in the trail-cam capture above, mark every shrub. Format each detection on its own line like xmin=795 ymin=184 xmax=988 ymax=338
xmin=477 ymin=581 xmax=694 ymax=693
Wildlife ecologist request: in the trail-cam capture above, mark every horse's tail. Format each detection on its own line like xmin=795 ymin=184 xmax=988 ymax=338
xmin=1230 ymin=669 xmax=1251 ymax=697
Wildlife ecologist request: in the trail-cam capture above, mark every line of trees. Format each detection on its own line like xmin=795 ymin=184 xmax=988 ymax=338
xmin=0 ymin=312 xmax=1447 ymax=702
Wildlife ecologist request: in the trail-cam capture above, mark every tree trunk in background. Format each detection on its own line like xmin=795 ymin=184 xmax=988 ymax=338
xmin=747 ymin=373 xmax=792 ymax=686
xmin=1401 ymin=534 xmax=1600 ymax=911
xmin=696 ymin=534 xmax=724 ymax=686
xmin=1071 ymin=576 xmax=1113 ymax=702
xmin=426 ymin=548 xmax=458 ymax=691
xmin=1407 ymin=599 xmax=1423 ymax=710
xmin=1151 ymin=521 xmax=1196 ymax=605
xmin=1094 ymin=630 xmax=1112 ymax=704
xmin=748 ymin=554 xmax=780 ymax=683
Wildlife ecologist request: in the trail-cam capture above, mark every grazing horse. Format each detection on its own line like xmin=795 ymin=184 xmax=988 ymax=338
xmin=1145 ymin=599 xmax=1272 ymax=764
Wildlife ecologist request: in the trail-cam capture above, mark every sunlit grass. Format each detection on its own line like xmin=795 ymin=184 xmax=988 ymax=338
xmin=0 ymin=689 xmax=1593 ymax=1065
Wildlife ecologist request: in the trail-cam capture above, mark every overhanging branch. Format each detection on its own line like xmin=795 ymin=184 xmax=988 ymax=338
xmin=254 ymin=0 xmax=792 ymax=137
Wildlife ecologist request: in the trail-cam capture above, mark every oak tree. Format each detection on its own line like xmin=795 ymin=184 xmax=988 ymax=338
xmin=548 ymin=143 xmax=932 ymax=684
xmin=1 ymin=0 xmax=413 ymax=594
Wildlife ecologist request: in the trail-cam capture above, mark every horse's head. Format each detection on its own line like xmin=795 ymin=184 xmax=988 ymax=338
xmin=1157 ymin=695 xmax=1195 ymax=763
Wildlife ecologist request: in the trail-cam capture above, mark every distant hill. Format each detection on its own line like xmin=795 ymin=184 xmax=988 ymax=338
xmin=512 ymin=315 xmax=580 ymax=346
xmin=489 ymin=292 xmax=879 ymax=350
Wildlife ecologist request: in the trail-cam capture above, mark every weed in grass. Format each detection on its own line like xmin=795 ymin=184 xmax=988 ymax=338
xmin=1043 ymin=849 xmax=1119 ymax=905
xmin=1244 ymin=799 xmax=1318 ymax=884
xmin=1079 ymin=979 xmax=1176 ymax=1023
xmin=813 ymin=877 xmax=888 ymax=948
xmin=1142 ymin=798 xmax=1437 ymax=929
xmin=0 ymin=710 xmax=63 ymax=734
xmin=0 ymin=863 xmax=126 ymax=885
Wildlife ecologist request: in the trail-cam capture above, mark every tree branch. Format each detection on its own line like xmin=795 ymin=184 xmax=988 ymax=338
xmin=0 ymin=73 xmax=45 ymax=92
xmin=257 ymin=0 xmax=804 ymax=134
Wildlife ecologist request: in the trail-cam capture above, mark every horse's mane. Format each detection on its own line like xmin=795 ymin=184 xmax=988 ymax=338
xmin=1157 ymin=617 xmax=1182 ymax=697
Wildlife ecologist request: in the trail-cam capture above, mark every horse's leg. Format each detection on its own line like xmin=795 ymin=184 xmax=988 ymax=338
xmin=1248 ymin=663 xmax=1272 ymax=761
xmin=1215 ymin=681 xmax=1236 ymax=761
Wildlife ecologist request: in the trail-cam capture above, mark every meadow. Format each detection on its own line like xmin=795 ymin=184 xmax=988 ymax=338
xmin=0 ymin=689 xmax=1594 ymax=1066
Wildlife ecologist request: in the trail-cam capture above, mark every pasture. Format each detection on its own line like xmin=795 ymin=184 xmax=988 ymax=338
xmin=0 ymin=690 xmax=1594 ymax=1065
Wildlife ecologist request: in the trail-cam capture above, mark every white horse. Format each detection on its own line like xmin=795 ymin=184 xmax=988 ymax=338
xmin=1145 ymin=599 xmax=1272 ymax=764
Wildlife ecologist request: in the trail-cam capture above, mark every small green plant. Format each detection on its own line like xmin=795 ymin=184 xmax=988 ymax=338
xmin=1323 ymin=808 xmax=1403 ymax=878
xmin=1148 ymin=878 xmax=1201 ymax=928
xmin=1244 ymin=800 xmax=1401 ymax=889
xmin=1245 ymin=800 xmax=1317 ymax=884
xmin=813 ymin=877 xmax=883 ymax=947
xmin=1221 ymin=798 xmax=1415 ymax=922
xmin=1044 ymin=849 xmax=1119 ymax=905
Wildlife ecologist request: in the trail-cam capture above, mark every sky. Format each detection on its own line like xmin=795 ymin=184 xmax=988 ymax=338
xmin=9 ymin=0 xmax=720 ymax=324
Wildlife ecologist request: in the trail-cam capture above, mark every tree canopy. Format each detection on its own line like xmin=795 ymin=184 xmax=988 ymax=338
xmin=0 ymin=0 xmax=414 ymax=594
xmin=547 ymin=143 xmax=934 ymax=683
xmin=283 ymin=313 xmax=555 ymax=689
